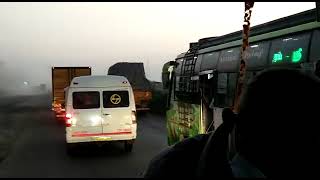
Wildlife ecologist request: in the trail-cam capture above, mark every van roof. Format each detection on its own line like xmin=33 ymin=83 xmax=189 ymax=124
xmin=70 ymin=75 xmax=131 ymax=88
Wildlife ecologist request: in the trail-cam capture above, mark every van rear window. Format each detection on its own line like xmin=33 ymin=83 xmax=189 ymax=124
xmin=103 ymin=91 xmax=129 ymax=108
xmin=72 ymin=91 xmax=100 ymax=109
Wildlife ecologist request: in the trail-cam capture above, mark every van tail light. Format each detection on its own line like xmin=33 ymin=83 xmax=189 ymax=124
xmin=131 ymin=111 xmax=137 ymax=124
xmin=66 ymin=113 xmax=72 ymax=119
xmin=65 ymin=113 xmax=72 ymax=127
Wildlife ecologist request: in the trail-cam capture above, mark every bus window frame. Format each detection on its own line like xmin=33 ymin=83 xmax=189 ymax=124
xmin=217 ymin=47 xmax=241 ymax=73
xmin=246 ymin=40 xmax=271 ymax=71
xmin=200 ymin=51 xmax=221 ymax=73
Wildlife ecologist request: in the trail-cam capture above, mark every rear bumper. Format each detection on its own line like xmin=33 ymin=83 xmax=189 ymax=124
xmin=136 ymin=107 xmax=150 ymax=111
xmin=66 ymin=131 xmax=137 ymax=143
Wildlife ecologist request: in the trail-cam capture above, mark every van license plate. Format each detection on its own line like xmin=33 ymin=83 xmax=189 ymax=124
xmin=93 ymin=137 xmax=112 ymax=141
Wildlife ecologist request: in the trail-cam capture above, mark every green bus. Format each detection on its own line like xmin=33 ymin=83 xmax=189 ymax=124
xmin=162 ymin=8 xmax=320 ymax=146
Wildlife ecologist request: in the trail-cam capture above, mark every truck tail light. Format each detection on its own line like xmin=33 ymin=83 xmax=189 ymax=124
xmin=145 ymin=91 xmax=151 ymax=97
xmin=131 ymin=111 xmax=136 ymax=124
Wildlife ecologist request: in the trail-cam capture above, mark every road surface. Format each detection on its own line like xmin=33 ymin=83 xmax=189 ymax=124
xmin=0 ymin=94 xmax=168 ymax=178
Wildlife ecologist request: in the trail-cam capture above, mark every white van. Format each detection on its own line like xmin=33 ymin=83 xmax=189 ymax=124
xmin=64 ymin=75 xmax=137 ymax=154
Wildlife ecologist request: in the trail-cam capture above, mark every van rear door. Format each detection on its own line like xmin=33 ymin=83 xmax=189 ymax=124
xmin=70 ymin=90 xmax=103 ymax=137
xmin=101 ymin=88 xmax=133 ymax=136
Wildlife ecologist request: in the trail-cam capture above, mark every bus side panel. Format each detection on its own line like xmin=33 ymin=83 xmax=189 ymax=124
xmin=166 ymin=101 xmax=201 ymax=145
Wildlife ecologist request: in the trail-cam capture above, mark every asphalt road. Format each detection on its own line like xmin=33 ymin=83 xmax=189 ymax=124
xmin=0 ymin=94 xmax=168 ymax=178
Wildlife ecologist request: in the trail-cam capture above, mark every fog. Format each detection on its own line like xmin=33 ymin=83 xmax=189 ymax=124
xmin=0 ymin=2 xmax=315 ymax=96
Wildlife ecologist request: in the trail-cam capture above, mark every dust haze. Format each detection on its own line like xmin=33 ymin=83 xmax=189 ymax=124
xmin=0 ymin=2 xmax=315 ymax=96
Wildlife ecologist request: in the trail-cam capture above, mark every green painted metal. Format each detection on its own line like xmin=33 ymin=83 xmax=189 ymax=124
xmin=166 ymin=101 xmax=201 ymax=145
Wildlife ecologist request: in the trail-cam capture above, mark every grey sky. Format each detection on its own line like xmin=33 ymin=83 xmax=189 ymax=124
xmin=0 ymin=2 xmax=316 ymax=91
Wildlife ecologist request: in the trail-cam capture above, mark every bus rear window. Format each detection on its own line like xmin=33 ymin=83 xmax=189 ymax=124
xmin=72 ymin=91 xmax=100 ymax=109
xmin=103 ymin=91 xmax=130 ymax=108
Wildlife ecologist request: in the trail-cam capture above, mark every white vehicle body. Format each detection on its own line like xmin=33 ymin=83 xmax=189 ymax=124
xmin=65 ymin=75 xmax=137 ymax=144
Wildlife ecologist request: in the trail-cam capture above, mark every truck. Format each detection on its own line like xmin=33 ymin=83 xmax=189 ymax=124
xmin=51 ymin=67 xmax=92 ymax=119
xmin=107 ymin=62 xmax=152 ymax=111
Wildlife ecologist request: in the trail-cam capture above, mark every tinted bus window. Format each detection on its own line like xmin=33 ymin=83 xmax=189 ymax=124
xmin=217 ymin=73 xmax=228 ymax=94
xmin=215 ymin=73 xmax=237 ymax=107
xmin=226 ymin=73 xmax=238 ymax=106
xmin=310 ymin=29 xmax=320 ymax=63
xmin=246 ymin=41 xmax=270 ymax=70
xmin=217 ymin=47 xmax=240 ymax=72
xmin=73 ymin=91 xmax=100 ymax=109
xmin=175 ymin=76 xmax=180 ymax=91
xmin=200 ymin=51 xmax=220 ymax=72
xmin=175 ymin=59 xmax=183 ymax=76
xmin=103 ymin=91 xmax=129 ymax=108
xmin=269 ymin=32 xmax=311 ymax=65
xmin=215 ymin=73 xmax=228 ymax=107
xmin=194 ymin=55 xmax=202 ymax=74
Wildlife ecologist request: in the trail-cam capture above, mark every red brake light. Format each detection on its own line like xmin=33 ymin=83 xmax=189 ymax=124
xmin=65 ymin=113 xmax=72 ymax=127
xmin=66 ymin=119 xmax=72 ymax=127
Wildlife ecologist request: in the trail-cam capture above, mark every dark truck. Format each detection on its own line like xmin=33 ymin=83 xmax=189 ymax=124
xmin=107 ymin=62 xmax=152 ymax=111
xmin=51 ymin=67 xmax=91 ymax=119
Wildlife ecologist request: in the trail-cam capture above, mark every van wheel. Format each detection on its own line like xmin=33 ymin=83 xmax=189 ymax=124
xmin=66 ymin=143 xmax=76 ymax=156
xmin=124 ymin=141 xmax=133 ymax=153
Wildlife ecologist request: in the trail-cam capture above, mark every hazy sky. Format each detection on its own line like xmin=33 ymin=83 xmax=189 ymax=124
xmin=0 ymin=2 xmax=316 ymax=90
